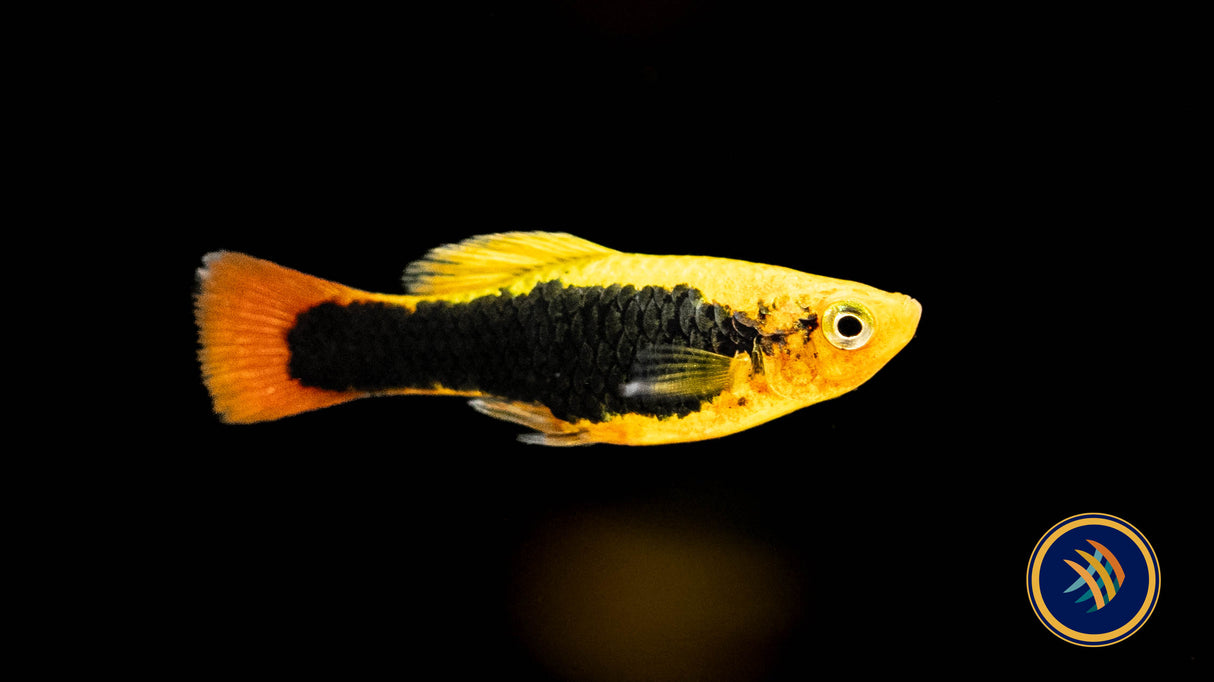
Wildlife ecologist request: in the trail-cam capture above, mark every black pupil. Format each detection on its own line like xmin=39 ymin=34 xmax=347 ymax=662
xmin=837 ymin=314 xmax=864 ymax=337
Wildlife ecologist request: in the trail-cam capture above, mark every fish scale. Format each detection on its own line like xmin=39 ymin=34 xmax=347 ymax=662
xmin=287 ymin=280 xmax=752 ymax=423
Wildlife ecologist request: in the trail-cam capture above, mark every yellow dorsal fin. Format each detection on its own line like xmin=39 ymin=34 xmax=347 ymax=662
xmin=402 ymin=231 xmax=619 ymax=295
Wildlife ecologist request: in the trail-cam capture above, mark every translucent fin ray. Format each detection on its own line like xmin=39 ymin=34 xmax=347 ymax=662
xmin=620 ymin=345 xmax=735 ymax=400
xmin=468 ymin=398 xmax=594 ymax=446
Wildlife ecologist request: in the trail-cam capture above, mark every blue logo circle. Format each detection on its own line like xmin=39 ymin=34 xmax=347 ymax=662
xmin=1026 ymin=513 xmax=1160 ymax=646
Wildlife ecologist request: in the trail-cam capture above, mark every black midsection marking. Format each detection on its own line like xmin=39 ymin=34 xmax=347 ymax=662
xmin=286 ymin=281 xmax=756 ymax=422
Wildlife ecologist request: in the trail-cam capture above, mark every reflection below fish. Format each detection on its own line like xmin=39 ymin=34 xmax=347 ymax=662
xmin=509 ymin=508 xmax=804 ymax=682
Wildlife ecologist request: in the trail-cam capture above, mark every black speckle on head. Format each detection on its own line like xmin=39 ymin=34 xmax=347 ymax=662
xmin=731 ymin=311 xmax=761 ymax=338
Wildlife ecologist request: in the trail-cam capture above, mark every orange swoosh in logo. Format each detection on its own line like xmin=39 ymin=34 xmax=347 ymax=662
xmin=1062 ymin=539 xmax=1125 ymax=612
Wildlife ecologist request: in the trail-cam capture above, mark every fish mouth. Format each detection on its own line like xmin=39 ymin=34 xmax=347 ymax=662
xmin=895 ymin=295 xmax=923 ymax=350
xmin=903 ymin=295 xmax=923 ymax=330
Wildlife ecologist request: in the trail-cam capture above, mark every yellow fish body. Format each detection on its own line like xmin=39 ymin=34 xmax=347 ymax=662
xmin=195 ymin=232 xmax=921 ymax=445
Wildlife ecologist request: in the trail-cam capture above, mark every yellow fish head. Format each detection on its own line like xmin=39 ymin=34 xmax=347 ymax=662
xmin=764 ymin=281 xmax=922 ymax=406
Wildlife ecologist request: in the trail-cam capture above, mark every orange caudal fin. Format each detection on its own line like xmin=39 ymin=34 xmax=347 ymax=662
xmin=194 ymin=252 xmax=367 ymax=423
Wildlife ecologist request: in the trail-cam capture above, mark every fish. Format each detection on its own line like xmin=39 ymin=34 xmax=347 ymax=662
xmin=194 ymin=232 xmax=921 ymax=446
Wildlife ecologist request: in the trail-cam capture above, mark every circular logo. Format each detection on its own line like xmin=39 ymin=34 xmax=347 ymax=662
xmin=1026 ymin=513 xmax=1160 ymax=646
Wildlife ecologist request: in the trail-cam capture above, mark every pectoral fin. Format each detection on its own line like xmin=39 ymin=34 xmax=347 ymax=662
xmin=620 ymin=346 xmax=742 ymax=402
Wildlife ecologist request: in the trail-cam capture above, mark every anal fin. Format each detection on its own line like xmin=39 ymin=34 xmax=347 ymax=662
xmin=468 ymin=398 xmax=593 ymax=446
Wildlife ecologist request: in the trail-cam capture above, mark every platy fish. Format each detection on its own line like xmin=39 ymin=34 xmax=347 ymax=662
xmin=195 ymin=232 xmax=921 ymax=445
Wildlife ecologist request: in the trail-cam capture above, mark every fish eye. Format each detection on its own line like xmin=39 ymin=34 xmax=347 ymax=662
xmin=822 ymin=301 xmax=875 ymax=350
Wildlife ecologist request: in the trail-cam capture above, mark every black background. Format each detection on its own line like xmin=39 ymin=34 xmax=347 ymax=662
xmin=134 ymin=2 xmax=1205 ymax=678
